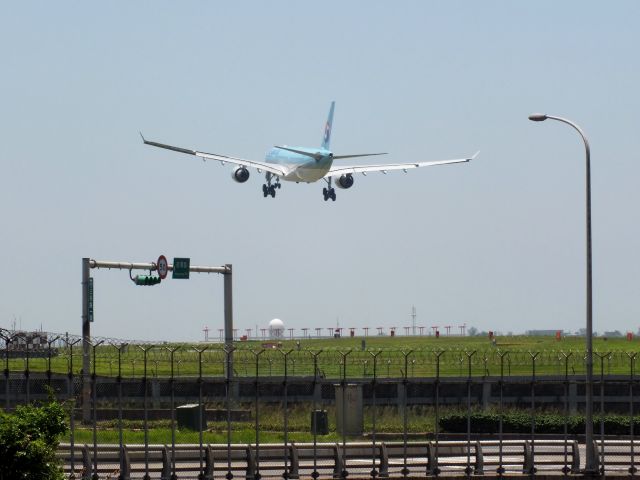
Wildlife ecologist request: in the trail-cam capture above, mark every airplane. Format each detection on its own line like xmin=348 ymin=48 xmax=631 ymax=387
xmin=141 ymin=102 xmax=478 ymax=201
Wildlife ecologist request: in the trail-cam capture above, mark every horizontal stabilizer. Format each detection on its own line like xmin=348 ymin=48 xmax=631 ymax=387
xmin=274 ymin=146 xmax=323 ymax=160
xmin=275 ymin=146 xmax=388 ymax=161
xmin=333 ymin=152 xmax=388 ymax=160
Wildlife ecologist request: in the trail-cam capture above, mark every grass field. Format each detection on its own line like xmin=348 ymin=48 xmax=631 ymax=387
xmin=71 ymin=403 xmax=437 ymax=444
xmin=5 ymin=334 xmax=639 ymax=378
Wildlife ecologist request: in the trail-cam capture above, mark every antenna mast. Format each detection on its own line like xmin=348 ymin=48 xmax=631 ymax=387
xmin=411 ymin=306 xmax=417 ymax=336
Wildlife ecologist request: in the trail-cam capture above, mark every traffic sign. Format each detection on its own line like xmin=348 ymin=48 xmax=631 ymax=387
xmin=157 ymin=255 xmax=168 ymax=280
xmin=172 ymin=257 xmax=190 ymax=279
xmin=88 ymin=277 xmax=94 ymax=322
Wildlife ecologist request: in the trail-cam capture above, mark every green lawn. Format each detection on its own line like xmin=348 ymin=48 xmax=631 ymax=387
xmin=70 ymin=404 xmax=437 ymax=444
xmin=6 ymin=334 xmax=639 ymax=378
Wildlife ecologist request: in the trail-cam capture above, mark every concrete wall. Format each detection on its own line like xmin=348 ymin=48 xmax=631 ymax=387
xmin=1 ymin=373 xmax=638 ymax=414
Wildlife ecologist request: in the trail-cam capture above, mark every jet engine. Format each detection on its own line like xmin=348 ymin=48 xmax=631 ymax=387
xmin=335 ymin=174 xmax=354 ymax=189
xmin=231 ymin=167 xmax=250 ymax=183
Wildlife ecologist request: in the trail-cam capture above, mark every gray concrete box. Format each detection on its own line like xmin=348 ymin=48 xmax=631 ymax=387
xmin=176 ymin=403 xmax=207 ymax=431
xmin=334 ymin=383 xmax=363 ymax=435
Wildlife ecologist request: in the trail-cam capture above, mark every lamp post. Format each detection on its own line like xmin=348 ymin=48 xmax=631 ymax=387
xmin=528 ymin=113 xmax=595 ymax=473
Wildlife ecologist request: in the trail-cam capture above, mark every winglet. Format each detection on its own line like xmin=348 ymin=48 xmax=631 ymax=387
xmin=469 ymin=151 xmax=480 ymax=161
xmin=139 ymin=131 xmax=147 ymax=143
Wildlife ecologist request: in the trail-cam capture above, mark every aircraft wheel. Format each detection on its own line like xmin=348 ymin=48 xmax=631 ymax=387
xmin=277 ymin=183 xmax=281 ymax=189
xmin=331 ymin=191 xmax=336 ymax=201
xmin=262 ymin=184 xmax=268 ymax=197
xmin=322 ymin=187 xmax=327 ymax=196
xmin=270 ymin=186 xmax=276 ymax=198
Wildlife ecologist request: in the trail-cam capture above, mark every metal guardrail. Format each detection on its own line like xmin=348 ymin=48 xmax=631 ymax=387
xmin=57 ymin=439 xmax=640 ymax=479
xmin=55 ymin=439 xmax=573 ymax=479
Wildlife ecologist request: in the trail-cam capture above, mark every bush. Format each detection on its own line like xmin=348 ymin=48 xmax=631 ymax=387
xmin=0 ymin=398 xmax=68 ymax=480
xmin=439 ymin=409 xmax=638 ymax=435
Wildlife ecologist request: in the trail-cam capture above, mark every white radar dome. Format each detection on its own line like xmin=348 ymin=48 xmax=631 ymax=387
xmin=269 ymin=318 xmax=285 ymax=338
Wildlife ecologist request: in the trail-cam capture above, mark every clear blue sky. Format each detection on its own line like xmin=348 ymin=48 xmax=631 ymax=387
xmin=1 ymin=2 xmax=639 ymax=341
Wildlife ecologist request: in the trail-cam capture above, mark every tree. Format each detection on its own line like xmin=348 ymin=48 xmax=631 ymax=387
xmin=467 ymin=326 xmax=478 ymax=337
xmin=0 ymin=398 xmax=68 ymax=480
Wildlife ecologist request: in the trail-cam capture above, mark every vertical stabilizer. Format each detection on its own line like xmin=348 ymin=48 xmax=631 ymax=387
xmin=321 ymin=101 xmax=335 ymax=150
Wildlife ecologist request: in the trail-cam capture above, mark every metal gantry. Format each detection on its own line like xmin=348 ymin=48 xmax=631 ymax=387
xmin=81 ymin=257 xmax=232 ymax=421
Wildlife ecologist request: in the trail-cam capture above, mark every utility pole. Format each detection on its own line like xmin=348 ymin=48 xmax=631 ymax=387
xmin=81 ymin=258 xmax=90 ymax=422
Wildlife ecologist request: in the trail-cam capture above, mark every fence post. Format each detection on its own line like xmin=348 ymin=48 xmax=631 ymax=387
xmin=401 ymin=350 xmax=413 ymax=478
xmin=166 ymin=346 xmax=180 ymax=480
xmin=194 ymin=346 xmax=208 ymax=480
xmin=224 ymin=346 xmax=235 ymax=480
xmin=528 ymin=351 xmax=539 ymax=476
xmin=369 ymin=350 xmax=381 ymax=479
xmin=339 ymin=349 xmax=352 ymax=480
xmin=2 ymin=332 xmax=16 ymax=410
xmin=138 ymin=345 xmax=155 ymax=480
xmin=47 ymin=335 xmax=60 ymax=389
xmin=67 ymin=338 xmax=81 ymax=480
xmin=433 ymin=350 xmax=444 ymax=477
xmin=310 ymin=349 xmax=323 ymax=480
xmin=111 ymin=343 xmax=128 ymax=480
xmin=22 ymin=335 xmax=30 ymax=404
xmin=497 ymin=351 xmax=509 ymax=476
xmin=595 ymin=351 xmax=611 ymax=475
xmin=281 ymin=349 xmax=294 ymax=479
xmin=90 ymin=340 xmax=104 ymax=480
xmin=628 ymin=352 xmax=637 ymax=475
xmin=464 ymin=350 xmax=476 ymax=477
xmin=251 ymin=349 xmax=265 ymax=480
xmin=561 ymin=351 xmax=573 ymax=475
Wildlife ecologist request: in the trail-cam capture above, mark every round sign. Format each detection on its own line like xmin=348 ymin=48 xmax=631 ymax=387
xmin=157 ymin=255 xmax=168 ymax=280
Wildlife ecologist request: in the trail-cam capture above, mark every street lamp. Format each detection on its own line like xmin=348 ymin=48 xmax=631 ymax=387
xmin=528 ymin=113 xmax=596 ymax=473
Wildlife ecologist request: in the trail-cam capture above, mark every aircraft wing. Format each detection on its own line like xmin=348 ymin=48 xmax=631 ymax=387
xmin=324 ymin=152 xmax=479 ymax=177
xmin=141 ymin=134 xmax=289 ymax=177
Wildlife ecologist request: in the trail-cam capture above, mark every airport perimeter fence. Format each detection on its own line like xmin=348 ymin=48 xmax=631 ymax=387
xmin=2 ymin=339 xmax=640 ymax=477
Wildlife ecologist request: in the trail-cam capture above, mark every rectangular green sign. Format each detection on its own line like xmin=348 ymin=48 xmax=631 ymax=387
xmin=172 ymin=257 xmax=190 ymax=279
xmin=88 ymin=277 xmax=94 ymax=322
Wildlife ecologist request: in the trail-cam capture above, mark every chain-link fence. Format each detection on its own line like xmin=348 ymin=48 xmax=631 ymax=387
xmin=2 ymin=336 xmax=639 ymax=478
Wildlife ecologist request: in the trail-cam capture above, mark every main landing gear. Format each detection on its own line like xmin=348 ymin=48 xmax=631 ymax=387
xmin=262 ymin=173 xmax=281 ymax=198
xmin=323 ymin=177 xmax=336 ymax=201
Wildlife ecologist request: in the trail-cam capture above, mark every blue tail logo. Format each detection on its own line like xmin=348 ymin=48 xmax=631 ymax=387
xmin=321 ymin=101 xmax=335 ymax=150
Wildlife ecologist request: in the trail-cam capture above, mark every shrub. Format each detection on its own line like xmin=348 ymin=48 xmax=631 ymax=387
xmin=439 ymin=409 xmax=638 ymax=435
xmin=0 ymin=398 xmax=68 ymax=480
